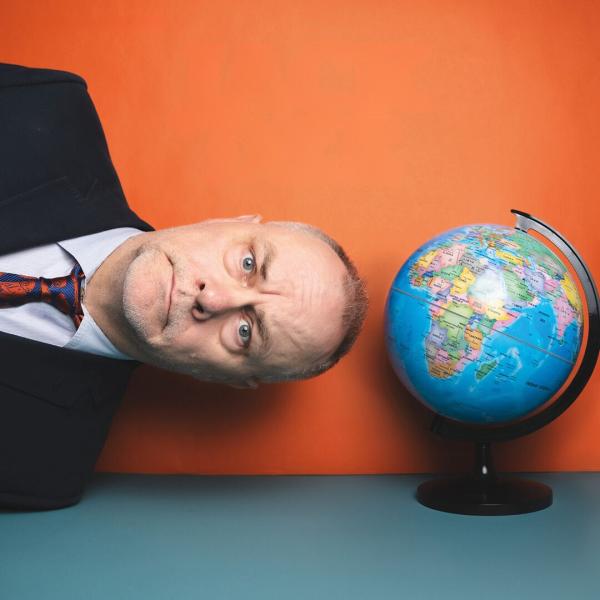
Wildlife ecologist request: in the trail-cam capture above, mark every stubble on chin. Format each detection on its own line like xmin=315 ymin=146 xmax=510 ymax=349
xmin=121 ymin=246 xmax=167 ymax=346
xmin=120 ymin=245 xmax=193 ymax=367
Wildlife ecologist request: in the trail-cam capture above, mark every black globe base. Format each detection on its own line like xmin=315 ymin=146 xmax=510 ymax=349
xmin=417 ymin=475 xmax=552 ymax=516
xmin=416 ymin=441 xmax=553 ymax=515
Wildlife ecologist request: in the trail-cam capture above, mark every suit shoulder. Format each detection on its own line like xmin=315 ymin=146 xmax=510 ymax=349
xmin=0 ymin=62 xmax=87 ymax=89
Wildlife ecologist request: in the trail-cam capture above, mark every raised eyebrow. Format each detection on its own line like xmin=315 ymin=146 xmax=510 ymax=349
xmin=260 ymin=241 xmax=275 ymax=282
xmin=253 ymin=308 xmax=272 ymax=357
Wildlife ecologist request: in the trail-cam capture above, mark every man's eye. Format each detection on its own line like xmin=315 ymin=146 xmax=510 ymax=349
xmin=238 ymin=320 xmax=252 ymax=347
xmin=242 ymin=254 xmax=256 ymax=273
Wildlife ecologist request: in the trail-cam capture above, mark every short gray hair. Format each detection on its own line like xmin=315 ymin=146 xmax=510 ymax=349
xmin=265 ymin=221 xmax=368 ymax=381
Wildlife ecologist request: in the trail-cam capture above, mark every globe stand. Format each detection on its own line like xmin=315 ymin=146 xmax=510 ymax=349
xmin=416 ymin=442 xmax=552 ymax=515
xmin=414 ymin=209 xmax=599 ymax=516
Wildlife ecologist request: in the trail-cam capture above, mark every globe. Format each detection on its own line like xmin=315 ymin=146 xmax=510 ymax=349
xmin=385 ymin=223 xmax=584 ymax=425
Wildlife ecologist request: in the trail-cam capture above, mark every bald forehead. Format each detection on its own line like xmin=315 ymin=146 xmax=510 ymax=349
xmin=250 ymin=223 xmax=347 ymax=373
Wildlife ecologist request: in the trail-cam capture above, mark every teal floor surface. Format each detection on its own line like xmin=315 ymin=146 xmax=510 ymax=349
xmin=1 ymin=473 xmax=599 ymax=599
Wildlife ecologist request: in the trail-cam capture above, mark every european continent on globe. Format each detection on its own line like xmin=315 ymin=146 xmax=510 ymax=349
xmin=385 ymin=225 xmax=583 ymax=424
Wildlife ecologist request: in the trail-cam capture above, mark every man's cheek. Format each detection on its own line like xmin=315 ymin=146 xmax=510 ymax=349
xmin=171 ymin=327 xmax=214 ymax=363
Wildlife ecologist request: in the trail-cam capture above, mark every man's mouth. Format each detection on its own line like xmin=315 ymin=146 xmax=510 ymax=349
xmin=164 ymin=259 xmax=175 ymax=329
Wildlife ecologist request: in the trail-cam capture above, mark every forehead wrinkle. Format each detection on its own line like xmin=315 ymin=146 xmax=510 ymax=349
xmin=282 ymin=276 xmax=323 ymax=353
xmin=249 ymin=228 xmax=346 ymax=372
xmin=253 ymin=296 xmax=313 ymax=370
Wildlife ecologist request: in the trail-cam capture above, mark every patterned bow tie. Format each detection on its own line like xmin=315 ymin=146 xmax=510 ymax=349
xmin=0 ymin=264 xmax=85 ymax=328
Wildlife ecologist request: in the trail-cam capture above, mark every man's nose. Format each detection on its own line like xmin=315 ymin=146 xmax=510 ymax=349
xmin=193 ymin=278 xmax=257 ymax=318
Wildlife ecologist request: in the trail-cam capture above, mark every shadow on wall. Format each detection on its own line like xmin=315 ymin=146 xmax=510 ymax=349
xmin=365 ymin=315 xmax=474 ymax=475
xmin=96 ymin=364 xmax=291 ymax=474
xmin=125 ymin=365 xmax=289 ymax=436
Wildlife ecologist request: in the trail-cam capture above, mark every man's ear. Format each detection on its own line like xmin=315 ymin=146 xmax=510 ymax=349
xmin=227 ymin=377 xmax=259 ymax=390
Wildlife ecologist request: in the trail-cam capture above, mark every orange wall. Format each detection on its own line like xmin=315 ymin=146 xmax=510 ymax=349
xmin=2 ymin=0 xmax=599 ymax=474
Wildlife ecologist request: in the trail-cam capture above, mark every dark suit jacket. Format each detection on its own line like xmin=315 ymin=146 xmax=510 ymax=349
xmin=0 ymin=63 xmax=154 ymax=510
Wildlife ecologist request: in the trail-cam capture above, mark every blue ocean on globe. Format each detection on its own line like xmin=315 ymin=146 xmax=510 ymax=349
xmin=385 ymin=224 xmax=583 ymax=424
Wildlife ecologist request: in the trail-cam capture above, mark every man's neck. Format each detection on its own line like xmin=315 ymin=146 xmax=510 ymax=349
xmin=84 ymin=233 xmax=148 ymax=360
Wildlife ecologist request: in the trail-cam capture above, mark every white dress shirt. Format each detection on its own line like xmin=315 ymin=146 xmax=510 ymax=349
xmin=0 ymin=228 xmax=144 ymax=360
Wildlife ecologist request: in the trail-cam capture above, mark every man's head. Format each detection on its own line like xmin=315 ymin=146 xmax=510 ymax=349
xmin=85 ymin=216 xmax=368 ymax=387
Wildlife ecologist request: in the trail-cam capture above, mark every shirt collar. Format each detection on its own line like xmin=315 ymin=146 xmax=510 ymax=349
xmin=58 ymin=227 xmax=144 ymax=282
xmin=58 ymin=228 xmax=144 ymax=360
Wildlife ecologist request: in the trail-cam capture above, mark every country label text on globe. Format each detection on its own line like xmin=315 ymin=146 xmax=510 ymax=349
xmin=385 ymin=225 xmax=583 ymax=424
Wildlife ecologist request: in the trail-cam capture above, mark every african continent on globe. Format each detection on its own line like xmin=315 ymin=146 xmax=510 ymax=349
xmin=385 ymin=224 xmax=583 ymax=424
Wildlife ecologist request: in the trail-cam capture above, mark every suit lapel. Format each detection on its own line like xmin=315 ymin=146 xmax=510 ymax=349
xmin=0 ymin=330 xmax=139 ymax=408
xmin=0 ymin=175 xmax=153 ymax=256
xmin=0 ymin=177 xmax=82 ymax=255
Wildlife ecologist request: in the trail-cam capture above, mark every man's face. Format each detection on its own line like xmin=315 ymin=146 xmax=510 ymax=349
xmin=114 ymin=217 xmax=347 ymax=386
